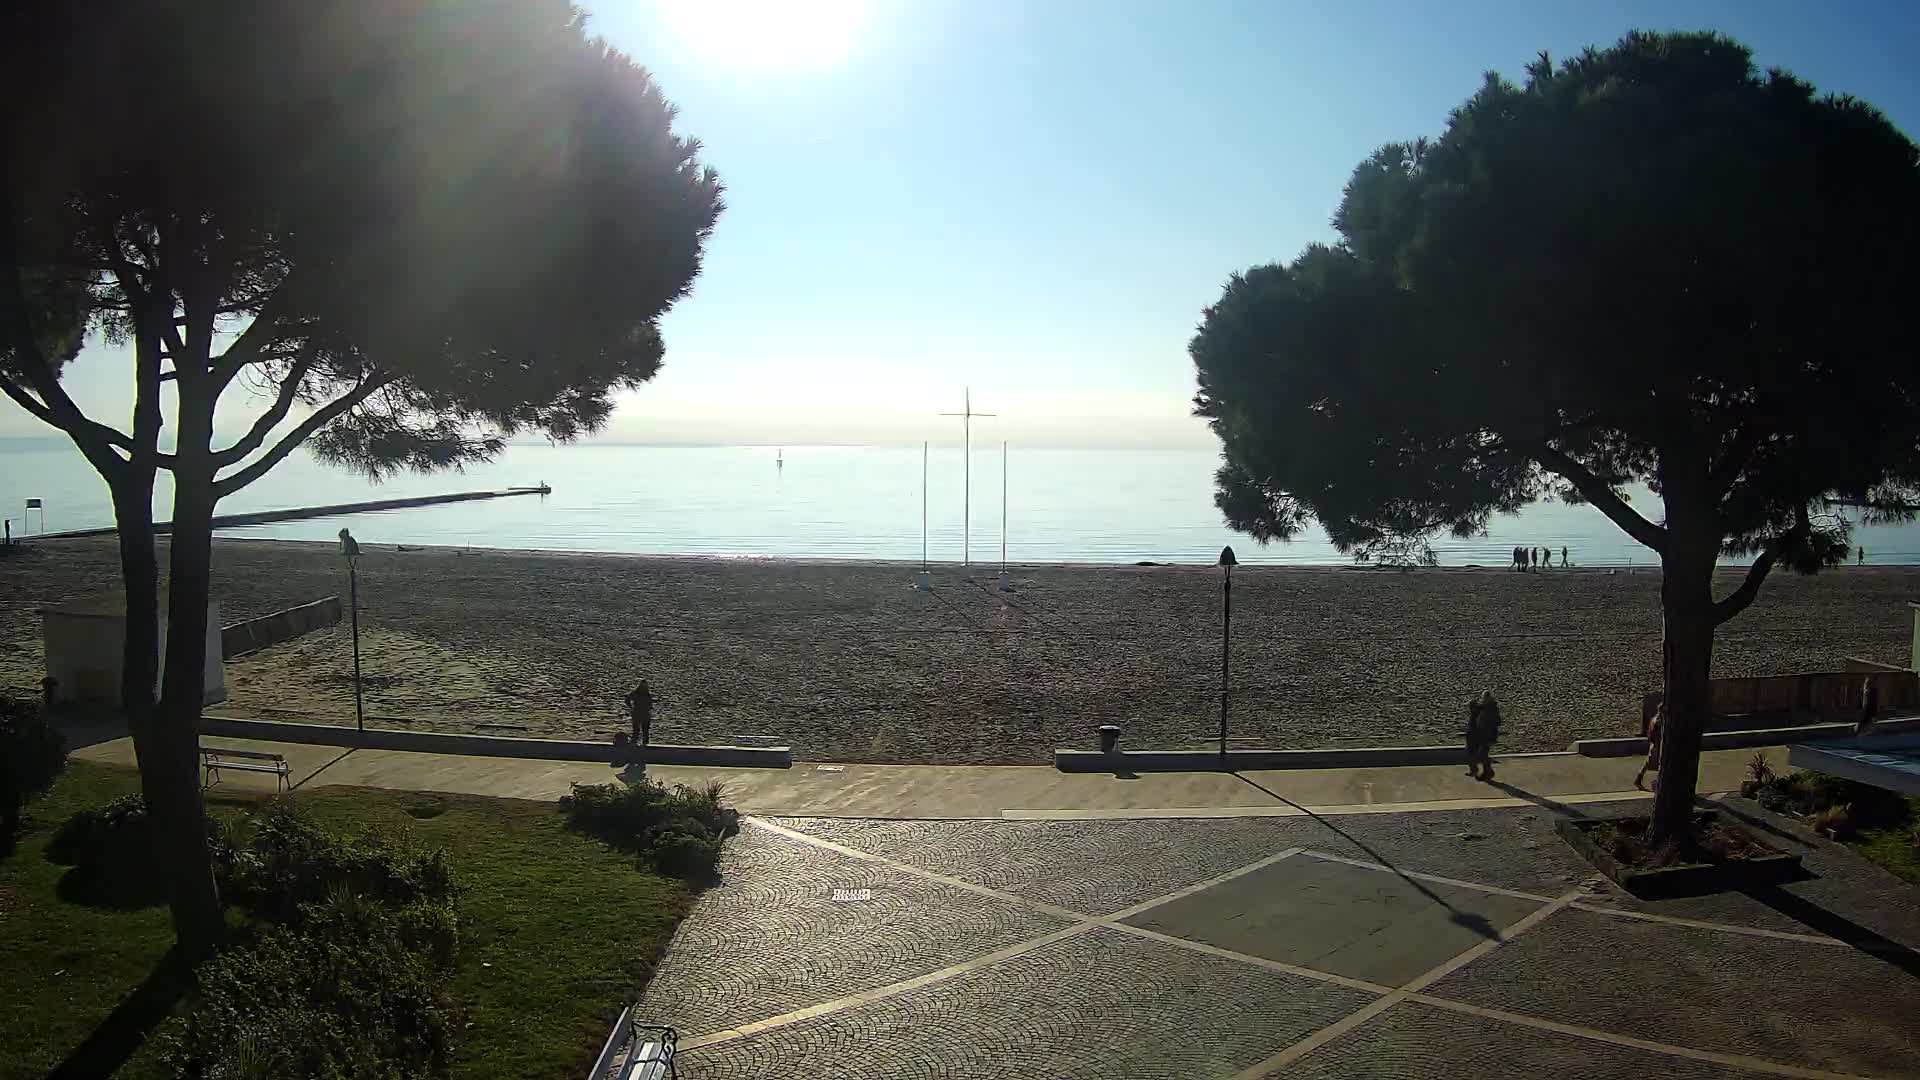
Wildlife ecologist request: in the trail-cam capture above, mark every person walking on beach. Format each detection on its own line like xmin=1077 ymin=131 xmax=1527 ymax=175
xmin=1464 ymin=690 xmax=1501 ymax=781
xmin=625 ymin=680 xmax=653 ymax=748
xmin=1859 ymin=675 xmax=1881 ymax=735
xmin=1560 ymin=545 xmax=1569 ymax=568
xmin=1635 ymin=704 xmax=1664 ymax=791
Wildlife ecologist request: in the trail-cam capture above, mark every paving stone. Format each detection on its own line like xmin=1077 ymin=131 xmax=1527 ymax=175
xmin=1124 ymin=854 xmax=1545 ymax=986
xmin=675 ymin=925 xmax=1374 ymax=1080
xmin=771 ymin=816 xmax=1322 ymax=914
xmin=1284 ymin=803 xmax=1606 ymax=896
xmin=1280 ymin=999 xmax=1780 ymax=1079
xmin=638 ymin=825 xmax=1070 ymax=1037
xmin=1425 ymin=906 xmax=1920 ymax=1076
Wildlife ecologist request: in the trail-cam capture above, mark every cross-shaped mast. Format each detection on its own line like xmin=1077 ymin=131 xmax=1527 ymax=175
xmin=939 ymin=387 xmax=995 ymax=565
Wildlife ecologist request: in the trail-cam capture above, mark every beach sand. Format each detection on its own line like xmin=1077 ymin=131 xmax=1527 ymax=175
xmin=2 ymin=537 xmax=1913 ymax=764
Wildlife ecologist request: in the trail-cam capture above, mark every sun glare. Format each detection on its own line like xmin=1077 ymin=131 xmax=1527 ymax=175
xmin=662 ymin=0 xmax=867 ymax=68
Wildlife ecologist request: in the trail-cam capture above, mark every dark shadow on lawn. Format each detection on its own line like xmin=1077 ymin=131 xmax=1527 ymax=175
xmin=56 ymin=861 xmax=168 ymax=909
xmin=1233 ymin=772 xmax=1499 ymax=941
xmin=46 ymin=944 xmax=199 ymax=1080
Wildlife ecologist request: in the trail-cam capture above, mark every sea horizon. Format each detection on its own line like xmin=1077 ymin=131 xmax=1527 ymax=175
xmin=5 ymin=438 xmax=1918 ymax=567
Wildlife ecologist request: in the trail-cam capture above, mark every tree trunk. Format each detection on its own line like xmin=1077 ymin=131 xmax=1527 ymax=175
xmin=152 ymin=406 xmax=224 ymax=952
xmin=1650 ymin=535 xmax=1717 ymax=844
xmin=110 ymin=475 xmax=159 ymax=729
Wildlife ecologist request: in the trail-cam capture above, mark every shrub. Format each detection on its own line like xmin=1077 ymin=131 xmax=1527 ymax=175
xmin=1811 ymin=803 xmax=1856 ymax=840
xmin=561 ymin=778 xmax=736 ymax=881
xmin=162 ymin=891 xmax=459 ymax=1079
xmin=0 ymin=692 xmax=66 ymax=848
xmin=46 ymin=794 xmax=153 ymax=866
xmin=164 ymin=808 xmax=462 ymax=1077
xmin=1747 ymin=770 xmax=1912 ymax=835
xmin=650 ymin=825 xmax=723 ymax=882
xmin=48 ymin=794 xmax=238 ymax=866
xmin=225 ymin=800 xmax=454 ymax=925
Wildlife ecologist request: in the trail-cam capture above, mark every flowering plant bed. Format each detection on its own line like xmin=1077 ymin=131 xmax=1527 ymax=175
xmin=1555 ymin=810 xmax=1802 ymax=898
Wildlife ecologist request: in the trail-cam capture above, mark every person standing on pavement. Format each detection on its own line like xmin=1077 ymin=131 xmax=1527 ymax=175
xmin=1464 ymin=690 xmax=1502 ymax=781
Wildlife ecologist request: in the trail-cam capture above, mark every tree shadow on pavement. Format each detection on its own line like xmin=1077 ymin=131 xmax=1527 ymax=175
xmin=1233 ymin=772 xmax=1500 ymax=941
xmin=45 ymin=944 xmax=199 ymax=1080
xmin=1743 ymin=884 xmax=1920 ymax=981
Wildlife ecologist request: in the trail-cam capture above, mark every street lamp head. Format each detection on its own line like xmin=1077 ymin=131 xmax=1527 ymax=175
xmin=1218 ymin=545 xmax=1237 ymax=572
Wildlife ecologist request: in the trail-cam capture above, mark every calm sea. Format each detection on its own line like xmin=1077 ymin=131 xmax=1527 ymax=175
xmin=3 ymin=438 xmax=1916 ymax=566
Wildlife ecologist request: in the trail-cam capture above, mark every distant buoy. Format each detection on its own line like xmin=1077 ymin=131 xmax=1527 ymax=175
xmin=777 ymin=447 xmax=784 ymax=469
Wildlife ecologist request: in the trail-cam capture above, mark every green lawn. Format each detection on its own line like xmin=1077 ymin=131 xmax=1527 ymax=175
xmin=1847 ymin=796 xmax=1920 ymax=887
xmin=1 ymin=761 xmax=691 ymax=1080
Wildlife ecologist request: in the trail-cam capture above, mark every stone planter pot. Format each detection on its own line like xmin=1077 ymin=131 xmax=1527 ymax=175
xmin=1555 ymin=810 xmax=1802 ymax=898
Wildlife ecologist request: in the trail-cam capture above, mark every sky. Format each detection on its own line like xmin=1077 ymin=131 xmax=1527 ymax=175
xmin=11 ymin=0 xmax=1920 ymax=450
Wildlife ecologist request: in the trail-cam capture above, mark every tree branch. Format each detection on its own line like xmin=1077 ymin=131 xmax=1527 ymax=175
xmin=0 ymin=366 xmax=131 ymax=477
xmin=210 ymin=345 xmax=317 ymax=467
xmin=212 ymin=373 xmax=394 ymax=498
xmin=0 ymin=371 xmax=58 ymax=426
xmin=1713 ymin=508 xmax=1808 ymax=625
xmin=1528 ymin=440 xmax=1668 ymax=553
xmin=209 ymin=282 xmax=299 ymax=390
xmin=0 ymin=192 xmax=125 ymax=479
xmin=1708 ymin=425 xmax=1764 ymax=497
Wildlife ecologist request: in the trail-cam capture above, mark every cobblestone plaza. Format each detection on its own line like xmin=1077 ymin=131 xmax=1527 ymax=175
xmin=643 ymin=800 xmax=1920 ymax=1079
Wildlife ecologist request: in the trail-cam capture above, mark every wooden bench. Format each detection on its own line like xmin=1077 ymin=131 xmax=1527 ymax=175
xmin=587 ymin=1005 xmax=677 ymax=1080
xmin=200 ymin=746 xmax=291 ymax=792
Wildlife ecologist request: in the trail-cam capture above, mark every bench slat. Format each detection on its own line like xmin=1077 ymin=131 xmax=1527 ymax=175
xmin=202 ymin=748 xmax=286 ymax=762
xmin=619 ymin=1041 xmax=670 ymax=1080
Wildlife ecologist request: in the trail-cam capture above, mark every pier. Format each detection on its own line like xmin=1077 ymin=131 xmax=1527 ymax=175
xmin=26 ymin=485 xmax=552 ymax=540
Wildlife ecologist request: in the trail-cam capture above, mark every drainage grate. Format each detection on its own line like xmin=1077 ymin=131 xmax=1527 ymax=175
xmin=831 ymin=888 xmax=873 ymax=902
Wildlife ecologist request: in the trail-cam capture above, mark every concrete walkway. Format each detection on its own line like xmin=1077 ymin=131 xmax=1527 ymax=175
xmin=73 ymin=734 xmax=1774 ymax=819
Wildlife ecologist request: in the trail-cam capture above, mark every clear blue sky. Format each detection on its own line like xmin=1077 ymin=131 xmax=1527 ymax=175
xmin=15 ymin=1 xmax=1920 ymax=448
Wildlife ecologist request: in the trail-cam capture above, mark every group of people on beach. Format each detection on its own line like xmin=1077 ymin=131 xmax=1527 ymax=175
xmin=1511 ymin=545 xmax=1567 ymax=570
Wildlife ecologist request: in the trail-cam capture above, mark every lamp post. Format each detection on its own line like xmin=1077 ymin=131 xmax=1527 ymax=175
xmin=1218 ymin=545 xmax=1237 ymax=767
xmin=339 ymin=528 xmax=364 ymax=736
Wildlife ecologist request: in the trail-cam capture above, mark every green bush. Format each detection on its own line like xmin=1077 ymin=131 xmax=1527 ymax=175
xmin=48 ymin=794 xmax=238 ymax=866
xmin=561 ymin=779 xmax=735 ymax=881
xmin=650 ymin=825 xmax=723 ymax=882
xmin=164 ymin=807 xmax=462 ymax=1077
xmin=162 ymin=891 xmax=460 ymax=1079
xmin=225 ymin=800 xmax=455 ymax=925
xmin=1749 ymin=770 xmax=1912 ymax=833
xmin=0 ymin=692 xmax=66 ymax=848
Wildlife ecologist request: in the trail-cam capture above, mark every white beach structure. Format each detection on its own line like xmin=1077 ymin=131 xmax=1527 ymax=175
xmin=41 ymin=595 xmax=225 ymax=706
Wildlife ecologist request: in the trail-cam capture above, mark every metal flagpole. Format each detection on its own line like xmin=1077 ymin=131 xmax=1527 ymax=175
xmin=999 ymin=440 xmax=1010 ymax=590
xmin=917 ymin=441 xmax=931 ymax=590
xmin=940 ymin=388 xmax=994 ymax=566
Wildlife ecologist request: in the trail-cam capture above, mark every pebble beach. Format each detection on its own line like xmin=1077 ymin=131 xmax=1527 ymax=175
xmin=2 ymin=536 xmax=1914 ymax=764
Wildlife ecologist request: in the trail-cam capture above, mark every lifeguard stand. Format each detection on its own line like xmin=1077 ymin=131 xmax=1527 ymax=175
xmin=24 ymin=497 xmax=45 ymax=534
